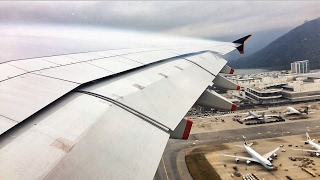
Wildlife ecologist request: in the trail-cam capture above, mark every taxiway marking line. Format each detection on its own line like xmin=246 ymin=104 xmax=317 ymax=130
xmin=161 ymin=157 xmax=169 ymax=180
xmin=211 ymin=154 xmax=219 ymax=164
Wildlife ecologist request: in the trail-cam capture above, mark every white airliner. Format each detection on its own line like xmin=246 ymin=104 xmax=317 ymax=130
xmin=222 ymin=136 xmax=279 ymax=170
xmin=241 ymin=111 xmax=280 ymax=122
xmin=283 ymin=106 xmax=310 ymax=116
xmin=0 ymin=25 xmax=251 ymax=179
xmin=293 ymin=132 xmax=320 ymax=156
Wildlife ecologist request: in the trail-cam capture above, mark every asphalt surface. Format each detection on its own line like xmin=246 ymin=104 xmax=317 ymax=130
xmin=153 ymin=119 xmax=320 ymax=180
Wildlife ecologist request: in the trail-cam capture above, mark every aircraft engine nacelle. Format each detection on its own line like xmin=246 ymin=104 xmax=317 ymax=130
xmin=268 ymin=157 xmax=273 ymax=162
xmin=316 ymin=152 xmax=320 ymax=157
xmin=273 ymin=153 xmax=277 ymax=158
xmin=235 ymin=157 xmax=239 ymax=164
xmin=246 ymin=160 xmax=251 ymax=165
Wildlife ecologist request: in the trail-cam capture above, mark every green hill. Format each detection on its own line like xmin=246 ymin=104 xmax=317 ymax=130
xmin=228 ymin=17 xmax=320 ymax=70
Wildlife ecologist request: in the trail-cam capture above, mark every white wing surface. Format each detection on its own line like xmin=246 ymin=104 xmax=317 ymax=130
xmin=293 ymin=149 xmax=319 ymax=153
xmin=0 ymin=28 xmax=251 ymax=179
xmin=222 ymin=154 xmax=259 ymax=163
xmin=241 ymin=116 xmax=255 ymax=121
xmin=262 ymin=147 xmax=280 ymax=159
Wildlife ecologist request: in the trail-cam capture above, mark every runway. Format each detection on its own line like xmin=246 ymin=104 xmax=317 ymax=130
xmin=154 ymin=119 xmax=320 ymax=180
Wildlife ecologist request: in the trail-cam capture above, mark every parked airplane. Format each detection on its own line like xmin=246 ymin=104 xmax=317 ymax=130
xmin=241 ymin=111 xmax=280 ymax=122
xmin=222 ymin=136 xmax=279 ymax=170
xmin=293 ymin=132 xmax=320 ymax=156
xmin=283 ymin=106 xmax=310 ymax=116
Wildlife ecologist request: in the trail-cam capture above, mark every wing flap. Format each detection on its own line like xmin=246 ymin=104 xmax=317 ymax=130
xmin=0 ymin=93 xmax=169 ymax=179
xmin=43 ymin=97 xmax=169 ymax=180
xmin=79 ymin=54 xmax=221 ymax=130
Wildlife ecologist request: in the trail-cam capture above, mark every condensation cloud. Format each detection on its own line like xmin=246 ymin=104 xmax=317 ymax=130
xmin=0 ymin=1 xmax=319 ymax=58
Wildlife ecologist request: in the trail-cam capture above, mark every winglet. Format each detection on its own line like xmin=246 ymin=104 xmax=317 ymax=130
xmin=233 ymin=35 xmax=252 ymax=54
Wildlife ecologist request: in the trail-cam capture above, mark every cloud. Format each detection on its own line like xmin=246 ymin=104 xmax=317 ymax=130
xmin=0 ymin=1 xmax=319 ymax=55
xmin=1 ymin=1 xmax=319 ymax=36
xmin=162 ymin=1 xmax=320 ymax=38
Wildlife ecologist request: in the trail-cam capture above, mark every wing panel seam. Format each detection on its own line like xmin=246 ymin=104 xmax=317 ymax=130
xmin=182 ymin=58 xmax=216 ymax=77
xmin=74 ymin=90 xmax=172 ymax=134
xmin=0 ymin=114 xmax=20 ymax=123
xmin=31 ymin=73 xmax=81 ymax=84
xmin=170 ymin=51 xmax=217 ymax=76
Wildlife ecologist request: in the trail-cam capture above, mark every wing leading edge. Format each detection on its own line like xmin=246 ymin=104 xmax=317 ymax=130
xmin=0 ymin=33 xmax=251 ymax=179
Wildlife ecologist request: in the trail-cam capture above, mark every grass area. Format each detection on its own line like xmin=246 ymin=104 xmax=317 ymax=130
xmin=185 ymin=153 xmax=221 ymax=180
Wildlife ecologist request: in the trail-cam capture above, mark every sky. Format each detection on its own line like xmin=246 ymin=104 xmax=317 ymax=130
xmin=1 ymin=1 xmax=320 ymax=61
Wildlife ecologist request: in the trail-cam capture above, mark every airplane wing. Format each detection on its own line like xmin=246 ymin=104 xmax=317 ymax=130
xmin=241 ymin=116 xmax=255 ymax=121
xmin=293 ymin=148 xmax=319 ymax=153
xmin=262 ymin=147 xmax=280 ymax=159
xmin=0 ymin=28 xmax=251 ymax=179
xmin=222 ymin=154 xmax=259 ymax=163
xmin=265 ymin=115 xmax=280 ymax=118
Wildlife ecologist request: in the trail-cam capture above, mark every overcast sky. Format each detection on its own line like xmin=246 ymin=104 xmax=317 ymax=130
xmin=1 ymin=1 xmax=320 ymax=60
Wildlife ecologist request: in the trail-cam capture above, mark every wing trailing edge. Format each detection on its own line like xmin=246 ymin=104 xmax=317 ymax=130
xmin=233 ymin=35 xmax=252 ymax=54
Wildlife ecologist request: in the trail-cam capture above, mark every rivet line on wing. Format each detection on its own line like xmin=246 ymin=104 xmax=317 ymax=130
xmin=75 ymin=90 xmax=171 ymax=134
xmin=0 ymin=114 xmax=20 ymax=123
xmin=182 ymin=58 xmax=216 ymax=77
xmin=169 ymin=51 xmax=217 ymax=77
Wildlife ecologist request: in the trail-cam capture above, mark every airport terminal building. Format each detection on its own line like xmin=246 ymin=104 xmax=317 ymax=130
xmin=245 ymin=87 xmax=283 ymax=104
xmin=227 ymin=70 xmax=320 ymax=105
xmin=281 ymin=75 xmax=320 ymax=102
